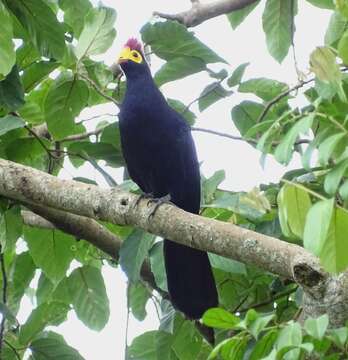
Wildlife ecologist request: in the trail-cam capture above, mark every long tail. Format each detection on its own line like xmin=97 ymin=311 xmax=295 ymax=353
xmin=163 ymin=239 xmax=218 ymax=319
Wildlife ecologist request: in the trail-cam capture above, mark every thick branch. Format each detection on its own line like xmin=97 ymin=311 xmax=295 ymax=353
xmin=0 ymin=159 xmax=322 ymax=284
xmin=154 ymin=0 xmax=259 ymax=27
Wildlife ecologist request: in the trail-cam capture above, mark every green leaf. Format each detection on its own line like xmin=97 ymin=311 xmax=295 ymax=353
xmin=231 ymin=101 xmax=264 ymax=136
xmin=167 ymin=99 xmax=196 ymax=126
xmin=327 ymin=327 xmax=348 ymax=348
xmin=4 ymin=0 xmax=66 ymax=60
xmin=22 ymin=60 xmax=59 ymax=92
xmin=75 ymin=6 xmax=116 ymax=59
xmin=203 ymin=170 xmax=225 ymax=204
xmin=0 ymin=115 xmax=25 ymax=137
xmin=249 ymin=330 xmax=278 ymax=360
xmin=304 ymin=314 xmax=329 ymax=340
xmin=0 ymin=65 xmax=25 ymax=110
xmin=202 ymin=307 xmax=240 ymax=329
xmin=19 ymin=301 xmax=70 ymax=345
xmin=277 ymin=183 xmax=312 ymax=240
xmin=67 ymin=266 xmax=109 ymax=331
xmin=325 ymin=11 xmax=348 ymax=47
xmin=274 ymin=115 xmax=314 ymax=165
xmin=172 ymin=320 xmax=202 ymax=359
xmin=30 ymin=337 xmax=85 ymax=360
xmin=262 ymin=0 xmax=297 ymax=63
xmin=24 ymin=227 xmax=75 ymax=284
xmin=208 ymin=254 xmax=246 ymax=274
xmin=239 ymin=78 xmax=288 ymax=101
xmin=149 ymin=241 xmax=167 ymax=291
xmin=44 ymin=77 xmax=89 ymax=140
xmin=338 ymin=29 xmax=348 ymax=64
xmin=304 ymin=198 xmax=335 ymax=254
xmin=219 ymin=337 xmax=248 ymax=360
xmin=0 ymin=205 xmax=23 ymax=251
xmin=199 ymin=82 xmax=231 ymax=112
xmin=227 ymin=62 xmax=249 ymax=87
xmin=129 ymin=282 xmax=151 ymax=321
xmin=141 ymin=20 xmax=226 ymax=64
xmin=336 ymin=0 xmax=348 ymax=18
xmin=276 ymin=321 xmax=302 ymax=349
xmin=128 ymin=331 xmax=158 ymax=359
xmin=0 ymin=3 xmax=15 ymax=77
xmin=310 ymin=47 xmax=345 ymax=101
xmin=306 ymin=0 xmax=335 ymax=8
xmin=227 ymin=1 xmax=259 ymax=29
xmin=248 ymin=312 xmax=275 ymax=339
xmin=59 ymin=0 xmax=93 ymax=38
xmin=155 ymin=57 xmax=206 ymax=87
xmin=318 ymin=133 xmax=346 ymax=165
xmin=68 ymin=141 xmax=124 ymax=168
xmin=120 ymin=229 xmax=155 ymax=282
xmin=324 ymin=158 xmax=348 ymax=195
xmin=8 ymin=252 xmax=36 ymax=314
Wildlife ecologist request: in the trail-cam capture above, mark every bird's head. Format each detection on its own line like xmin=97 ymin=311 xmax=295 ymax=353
xmin=117 ymin=38 xmax=148 ymax=78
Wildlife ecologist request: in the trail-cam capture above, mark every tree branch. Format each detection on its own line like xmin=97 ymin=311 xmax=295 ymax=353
xmin=153 ymin=0 xmax=259 ymax=27
xmin=20 ymin=207 xmax=165 ymax=297
xmin=0 ymin=159 xmax=323 ymax=284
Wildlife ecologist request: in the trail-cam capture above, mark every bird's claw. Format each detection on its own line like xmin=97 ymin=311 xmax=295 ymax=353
xmin=147 ymin=194 xmax=172 ymax=219
xmin=133 ymin=192 xmax=154 ymax=208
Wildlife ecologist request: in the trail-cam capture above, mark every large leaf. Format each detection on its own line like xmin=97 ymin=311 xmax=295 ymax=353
xmin=128 ymin=331 xmax=158 ymax=359
xmin=318 ymin=132 xmax=346 ymax=165
xmin=8 ymin=252 xmax=36 ymax=314
xmin=75 ymin=6 xmax=117 ymax=60
xmin=67 ymin=266 xmax=110 ymax=331
xmin=338 ymin=29 xmax=348 ymax=64
xmin=304 ymin=199 xmax=348 ymax=273
xmin=0 ymin=65 xmax=25 ymax=110
xmin=141 ymin=20 xmax=226 ymax=64
xmin=304 ymin=314 xmax=329 ymax=340
xmin=324 ymin=158 xmax=348 ymax=195
xmin=119 ymin=229 xmax=155 ymax=282
xmin=30 ymin=337 xmax=85 ymax=360
xmin=0 ymin=205 xmax=23 ymax=251
xmin=129 ymin=282 xmax=151 ymax=321
xmin=149 ymin=241 xmax=167 ymax=291
xmin=167 ymin=99 xmax=196 ymax=125
xmin=227 ymin=1 xmax=260 ymax=29
xmin=0 ymin=2 xmax=15 ymax=77
xmin=227 ymin=62 xmax=249 ymax=87
xmin=19 ymin=301 xmax=70 ymax=345
xmin=24 ymin=227 xmax=75 ymax=284
xmin=22 ymin=61 xmax=59 ymax=92
xmin=306 ymin=0 xmax=335 ymax=9
xmin=199 ymin=82 xmax=231 ymax=112
xmin=231 ymin=100 xmax=264 ymax=136
xmin=277 ymin=183 xmax=312 ymax=239
xmin=202 ymin=307 xmax=240 ymax=329
xmin=4 ymin=0 xmax=66 ymax=60
xmin=44 ymin=77 xmax=89 ymax=140
xmin=238 ymin=78 xmax=288 ymax=101
xmin=262 ymin=0 xmax=297 ymax=63
xmin=325 ymin=11 xmax=348 ymax=47
xmin=154 ymin=57 xmax=206 ymax=87
xmin=274 ymin=114 xmax=314 ymax=165
xmin=0 ymin=115 xmax=25 ymax=137
xmin=59 ymin=0 xmax=93 ymax=38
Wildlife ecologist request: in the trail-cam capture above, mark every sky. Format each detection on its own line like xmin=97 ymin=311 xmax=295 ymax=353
xmin=18 ymin=1 xmax=332 ymax=359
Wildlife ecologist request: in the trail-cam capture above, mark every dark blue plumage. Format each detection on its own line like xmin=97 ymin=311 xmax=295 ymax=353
xmin=118 ymin=40 xmax=218 ymax=319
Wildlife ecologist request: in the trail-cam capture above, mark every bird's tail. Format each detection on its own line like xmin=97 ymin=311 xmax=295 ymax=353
xmin=163 ymin=239 xmax=218 ymax=319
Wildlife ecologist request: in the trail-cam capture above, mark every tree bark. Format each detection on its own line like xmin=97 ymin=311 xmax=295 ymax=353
xmin=3 ymin=158 xmax=348 ymax=326
xmin=153 ymin=0 xmax=259 ymax=27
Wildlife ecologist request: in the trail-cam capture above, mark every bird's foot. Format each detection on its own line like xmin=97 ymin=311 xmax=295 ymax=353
xmin=147 ymin=194 xmax=172 ymax=219
xmin=133 ymin=192 xmax=154 ymax=208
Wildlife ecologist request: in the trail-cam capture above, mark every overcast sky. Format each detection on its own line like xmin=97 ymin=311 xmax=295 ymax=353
xmin=20 ymin=1 xmax=332 ymax=359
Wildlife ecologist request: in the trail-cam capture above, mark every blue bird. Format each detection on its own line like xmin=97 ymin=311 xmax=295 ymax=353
xmin=118 ymin=38 xmax=218 ymax=319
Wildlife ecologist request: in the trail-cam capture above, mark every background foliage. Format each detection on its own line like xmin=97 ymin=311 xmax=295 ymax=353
xmin=1 ymin=0 xmax=348 ymax=358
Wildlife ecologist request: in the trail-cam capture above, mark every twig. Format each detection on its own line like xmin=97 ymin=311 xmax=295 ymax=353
xmin=24 ymin=125 xmax=58 ymax=160
xmin=79 ymin=73 xmax=120 ymax=108
xmin=153 ymin=0 xmax=259 ymax=27
xmin=76 ymin=113 xmax=116 ymax=125
xmin=256 ymin=78 xmax=315 ymax=124
xmin=0 ymin=248 xmax=8 ymax=356
xmin=239 ymin=286 xmax=298 ymax=314
xmin=3 ymin=340 xmax=20 ymax=360
xmin=60 ymin=124 xmax=109 ymax=142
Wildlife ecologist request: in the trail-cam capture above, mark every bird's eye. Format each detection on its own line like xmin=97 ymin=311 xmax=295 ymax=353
xmin=133 ymin=52 xmax=138 ymax=57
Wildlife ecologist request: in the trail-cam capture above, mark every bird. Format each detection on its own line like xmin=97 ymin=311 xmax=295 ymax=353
xmin=117 ymin=38 xmax=218 ymax=319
